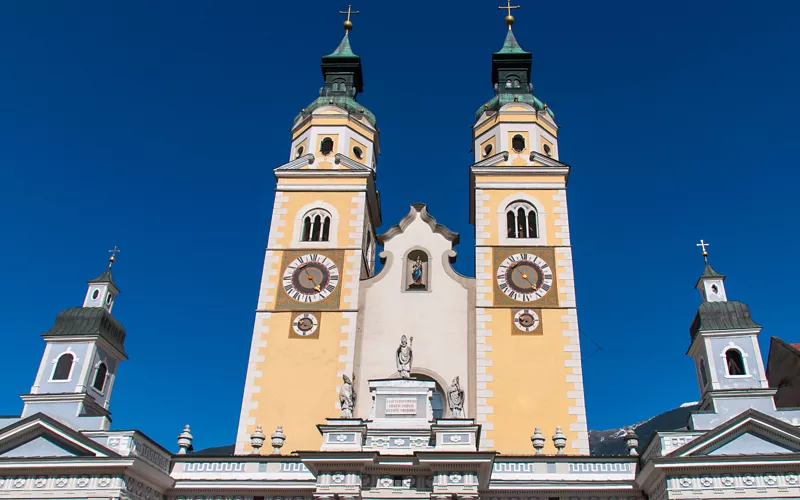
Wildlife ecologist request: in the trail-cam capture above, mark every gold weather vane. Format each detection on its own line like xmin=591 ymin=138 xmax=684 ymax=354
xmin=696 ymin=240 xmax=710 ymax=263
xmin=499 ymin=0 xmax=520 ymax=29
xmin=108 ymin=245 xmax=121 ymax=267
xmin=339 ymin=5 xmax=360 ymax=32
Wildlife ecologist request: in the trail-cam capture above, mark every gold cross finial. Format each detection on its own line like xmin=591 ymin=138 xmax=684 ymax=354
xmin=696 ymin=240 xmax=710 ymax=262
xmin=108 ymin=245 xmax=121 ymax=267
xmin=339 ymin=5 xmax=359 ymax=32
xmin=499 ymin=0 xmax=520 ymax=29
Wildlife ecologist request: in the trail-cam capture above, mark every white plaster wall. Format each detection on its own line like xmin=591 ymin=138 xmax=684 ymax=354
xmin=356 ymin=214 xmax=470 ymax=418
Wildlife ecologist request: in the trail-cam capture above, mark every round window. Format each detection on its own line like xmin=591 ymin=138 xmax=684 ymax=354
xmin=106 ymin=293 xmax=113 ymax=305
xmin=92 ymin=289 xmax=99 ymax=300
xmin=483 ymin=144 xmax=493 ymax=157
xmin=353 ymin=146 xmax=363 ymax=159
xmin=543 ymin=144 xmax=552 ymax=156
xmin=295 ymin=146 xmax=304 ymax=158
xmin=512 ymin=135 xmax=525 ymax=153
xmin=320 ymin=137 xmax=334 ymax=156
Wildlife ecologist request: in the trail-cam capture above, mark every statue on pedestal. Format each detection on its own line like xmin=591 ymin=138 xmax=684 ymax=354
xmin=448 ymin=376 xmax=464 ymax=418
xmin=396 ymin=335 xmax=414 ymax=379
xmin=339 ymin=374 xmax=356 ymax=418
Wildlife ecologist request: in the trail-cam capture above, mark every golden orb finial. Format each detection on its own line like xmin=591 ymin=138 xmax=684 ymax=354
xmin=108 ymin=245 xmax=121 ymax=268
xmin=499 ymin=0 xmax=520 ymax=30
xmin=339 ymin=5 xmax=359 ymax=33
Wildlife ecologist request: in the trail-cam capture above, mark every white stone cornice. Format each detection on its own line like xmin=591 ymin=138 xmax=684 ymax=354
xmin=274 ymin=153 xmax=316 ymax=171
xmin=529 ymin=150 xmax=570 ymax=167
xmin=471 ymin=152 xmax=509 ymax=167
xmin=333 ymin=153 xmax=372 ymax=171
xmin=276 ymin=185 xmax=368 ymax=192
xmin=471 ymin=166 xmax=571 ymax=177
xmin=474 ymin=181 xmax=566 ymax=189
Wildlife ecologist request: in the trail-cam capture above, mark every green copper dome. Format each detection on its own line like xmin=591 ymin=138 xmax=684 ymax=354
xmin=476 ymin=94 xmax=554 ymax=121
xmin=294 ymin=96 xmax=376 ymax=127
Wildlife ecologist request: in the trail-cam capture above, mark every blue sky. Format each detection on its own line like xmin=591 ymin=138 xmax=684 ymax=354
xmin=1 ymin=0 xmax=799 ymax=452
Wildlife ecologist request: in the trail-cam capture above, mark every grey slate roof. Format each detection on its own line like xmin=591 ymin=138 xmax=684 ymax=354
xmin=700 ymin=263 xmax=725 ymax=279
xmin=43 ymin=307 xmax=127 ymax=356
xmin=690 ymin=301 xmax=761 ymax=340
xmin=87 ymin=267 xmax=117 ymax=287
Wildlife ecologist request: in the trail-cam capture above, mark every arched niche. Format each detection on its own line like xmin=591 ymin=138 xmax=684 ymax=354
xmin=404 ymin=248 xmax=430 ymax=292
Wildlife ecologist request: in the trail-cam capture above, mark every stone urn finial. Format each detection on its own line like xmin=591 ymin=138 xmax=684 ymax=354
xmin=552 ymin=426 xmax=567 ymax=455
xmin=530 ymin=427 xmax=545 ymax=454
xmin=271 ymin=425 xmax=286 ymax=455
xmin=250 ymin=425 xmax=266 ymax=455
xmin=624 ymin=427 xmax=639 ymax=456
xmin=177 ymin=425 xmax=193 ymax=455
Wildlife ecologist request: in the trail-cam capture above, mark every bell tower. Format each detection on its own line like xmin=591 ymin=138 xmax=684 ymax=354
xmin=468 ymin=6 xmax=589 ymax=454
xmin=23 ymin=250 xmax=127 ymax=431
xmin=235 ymin=10 xmax=381 ymax=454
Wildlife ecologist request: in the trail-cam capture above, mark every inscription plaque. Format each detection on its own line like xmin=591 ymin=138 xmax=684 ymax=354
xmin=385 ymin=397 xmax=418 ymax=415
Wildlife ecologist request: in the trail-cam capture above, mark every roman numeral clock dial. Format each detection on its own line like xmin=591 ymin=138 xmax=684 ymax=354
xmin=282 ymin=254 xmax=340 ymax=303
xmin=496 ymin=253 xmax=554 ymax=302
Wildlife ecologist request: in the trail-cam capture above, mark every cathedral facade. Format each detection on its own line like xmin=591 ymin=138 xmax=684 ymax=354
xmin=1 ymin=11 xmax=800 ymax=500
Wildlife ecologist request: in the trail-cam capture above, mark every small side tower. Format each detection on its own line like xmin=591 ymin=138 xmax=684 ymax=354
xmin=687 ymin=242 xmax=800 ymax=429
xmin=22 ymin=251 xmax=128 ymax=430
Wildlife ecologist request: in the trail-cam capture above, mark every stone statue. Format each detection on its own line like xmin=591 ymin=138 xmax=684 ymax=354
xmin=448 ymin=376 xmax=464 ymax=418
xmin=411 ymin=257 xmax=423 ymax=285
xmin=339 ymin=373 xmax=356 ymax=418
xmin=396 ymin=335 xmax=413 ymax=379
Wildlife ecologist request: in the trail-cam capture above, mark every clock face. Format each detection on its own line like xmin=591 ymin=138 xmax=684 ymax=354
xmin=496 ymin=253 xmax=553 ymax=302
xmin=514 ymin=309 xmax=540 ymax=333
xmin=292 ymin=313 xmax=319 ymax=336
xmin=282 ymin=254 xmax=339 ymax=303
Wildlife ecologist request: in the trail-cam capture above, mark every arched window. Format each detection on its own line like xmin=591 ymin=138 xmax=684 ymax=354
xmin=320 ymin=137 xmax=334 ymax=156
xmin=483 ymin=144 xmax=493 ymax=157
xmin=93 ymin=363 xmax=108 ymax=392
xmin=725 ymin=349 xmax=746 ymax=376
xmin=52 ymin=353 xmax=74 ymax=381
xmin=699 ymin=359 xmax=708 ymax=387
xmin=505 ymin=79 xmax=512 ymax=88
xmin=513 ymin=79 xmax=521 ymax=88
xmin=512 ymin=134 xmax=525 ymax=153
xmin=301 ymin=209 xmax=332 ymax=242
xmin=505 ymin=201 xmax=538 ymax=239
xmin=414 ymin=374 xmax=445 ymax=420
xmin=543 ymin=144 xmax=552 ymax=156
xmin=295 ymin=145 xmax=304 ymax=158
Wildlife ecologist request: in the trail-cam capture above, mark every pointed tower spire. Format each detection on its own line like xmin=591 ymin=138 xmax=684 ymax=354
xmin=84 ymin=246 xmax=121 ymax=312
xmin=694 ymin=240 xmax=727 ymax=303
xmin=319 ymin=5 xmax=363 ymax=97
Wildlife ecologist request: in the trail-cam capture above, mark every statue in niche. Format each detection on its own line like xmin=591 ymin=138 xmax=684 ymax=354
xmin=448 ymin=376 xmax=464 ymax=418
xmin=396 ymin=335 xmax=414 ymax=379
xmin=339 ymin=373 xmax=356 ymax=418
xmin=412 ymin=257 xmax=424 ymax=285
xmin=407 ymin=250 xmax=428 ymax=290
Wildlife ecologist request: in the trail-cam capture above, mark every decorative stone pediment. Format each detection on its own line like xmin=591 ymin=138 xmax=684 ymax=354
xmin=0 ymin=413 xmax=116 ymax=458
xmin=669 ymin=409 xmax=800 ymax=457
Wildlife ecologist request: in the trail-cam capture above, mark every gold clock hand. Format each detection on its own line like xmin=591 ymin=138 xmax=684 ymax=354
xmin=302 ymin=267 xmax=322 ymax=292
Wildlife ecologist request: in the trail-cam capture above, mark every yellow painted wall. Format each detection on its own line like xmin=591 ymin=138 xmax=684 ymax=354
xmin=474 ymin=112 xmax=558 ymax=140
xmin=292 ymin=115 xmax=375 ymax=142
xmin=244 ymin=310 xmax=351 ymax=452
xmin=483 ymin=307 xmax=578 ymax=453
